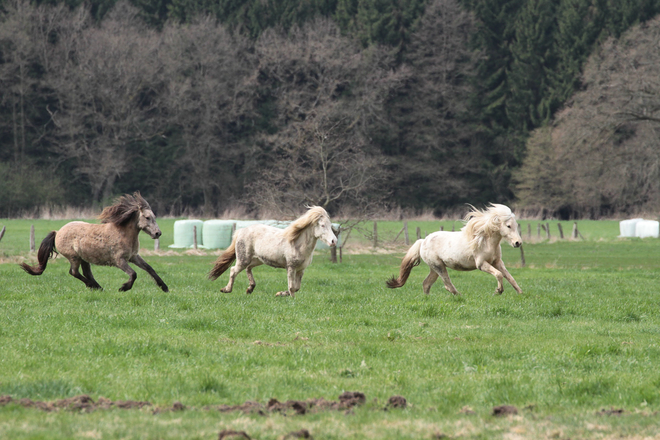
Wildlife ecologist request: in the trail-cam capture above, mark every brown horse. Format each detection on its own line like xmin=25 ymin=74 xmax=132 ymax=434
xmin=20 ymin=192 xmax=168 ymax=292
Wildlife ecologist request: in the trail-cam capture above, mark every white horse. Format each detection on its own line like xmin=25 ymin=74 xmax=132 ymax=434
xmin=387 ymin=204 xmax=523 ymax=295
xmin=209 ymin=206 xmax=337 ymax=297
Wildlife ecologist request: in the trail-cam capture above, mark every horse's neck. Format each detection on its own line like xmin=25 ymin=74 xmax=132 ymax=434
xmin=118 ymin=221 xmax=141 ymax=247
xmin=292 ymin=226 xmax=317 ymax=254
xmin=483 ymin=232 xmax=502 ymax=251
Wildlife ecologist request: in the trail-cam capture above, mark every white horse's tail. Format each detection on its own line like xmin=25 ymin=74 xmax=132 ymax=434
xmin=386 ymin=239 xmax=423 ymax=289
xmin=208 ymin=237 xmax=237 ymax=280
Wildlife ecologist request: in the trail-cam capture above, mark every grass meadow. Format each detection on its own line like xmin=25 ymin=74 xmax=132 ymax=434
xmin=1 ymin=217 xmax=660 ymax=439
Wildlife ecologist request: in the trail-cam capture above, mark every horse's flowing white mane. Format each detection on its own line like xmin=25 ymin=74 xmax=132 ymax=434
xmin=462 ymin=204 xmax=515 ymax=251
xmin=283 ymin=206 xmax=329 ymax=243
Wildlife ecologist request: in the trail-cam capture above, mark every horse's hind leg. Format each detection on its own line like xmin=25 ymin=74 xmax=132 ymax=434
xmin=422 ymin=269 xmax=438 ymax=295
xmin=221 ymin=260 xmax=247 ymax=293
xmin=430 ymin=262 xmax=460 ymax=295
xmin=81 ymin=261 xmax=103 ymax=290
xmin=68 ymin=258 xmax=97 ymax=289
xmin=130 ymin=254 xmax=169 ymax=292
xmin=116 ymin=259 xmax=137 ymax=292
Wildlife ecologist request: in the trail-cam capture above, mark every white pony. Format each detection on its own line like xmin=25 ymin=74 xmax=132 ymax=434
xmin=387 ymin=204 xmax=523 ymax=295
xmin=209 ymin=206 xmax=337 ymax=297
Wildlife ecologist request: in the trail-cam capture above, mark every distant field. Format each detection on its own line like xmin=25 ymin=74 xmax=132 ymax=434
xmin=1 ymin=217 xmax=659 ymax=439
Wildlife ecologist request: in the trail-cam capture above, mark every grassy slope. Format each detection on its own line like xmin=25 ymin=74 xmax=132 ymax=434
xmin=1 ymin=218 xmax=659 ymax=439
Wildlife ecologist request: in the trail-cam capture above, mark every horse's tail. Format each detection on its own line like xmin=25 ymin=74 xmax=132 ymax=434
xmin=20 ymin=231 xmax=57 ymax=276
xmin=386 ymin=239 xmax=423 ymax=289
xmin=208 ymin=237 xmax=237 ymax=281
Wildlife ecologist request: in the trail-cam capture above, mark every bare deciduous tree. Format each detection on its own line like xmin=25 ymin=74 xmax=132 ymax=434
xmin=158 ymin=17 xmax=257 ymax=216
xmin=515 ymin=16 xmax=660 ymax=217
xmin=46 ymin=2 xmax=162 ymax=205
xmin=246 ymin=19 xmax=408 ymax=218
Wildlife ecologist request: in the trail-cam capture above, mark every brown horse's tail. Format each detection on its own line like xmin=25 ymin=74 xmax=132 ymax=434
xmin=386 ymin=239 xmax=423 ymax=289
xmin=20 ymin=231 xmax=57 ymax=276
xmin=208 ymin=237 xmax=237 ymax=280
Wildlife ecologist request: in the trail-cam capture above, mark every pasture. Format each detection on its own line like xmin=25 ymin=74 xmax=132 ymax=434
xmin=1 ymin=218 xmax=660 ymax=439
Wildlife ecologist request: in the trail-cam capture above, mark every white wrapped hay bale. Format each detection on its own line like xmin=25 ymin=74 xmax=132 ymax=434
xmin=619 ymin=218 xmax=643 ymax=237
xmin=635 ymin=220 xmax=659 ymax=238
xmin=201 ymin=220 xmax=234 ymax=249
xmin=169 ymin=219 xmax=203 ymax=248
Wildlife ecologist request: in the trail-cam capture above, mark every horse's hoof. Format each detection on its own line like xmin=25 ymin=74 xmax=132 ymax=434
xmin=220 ymin=288 xmax=230 ymax=293
xmin=161 ymin=285 xmax=169 ymax=293
xmin=275 ymin=291 xmax=290 ymax=297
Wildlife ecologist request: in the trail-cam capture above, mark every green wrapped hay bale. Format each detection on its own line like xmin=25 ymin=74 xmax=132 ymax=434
xmin=169 ymin=219 xmax=203 ymax=248
xmin=201 ymin=220 xmax=235 ymax=249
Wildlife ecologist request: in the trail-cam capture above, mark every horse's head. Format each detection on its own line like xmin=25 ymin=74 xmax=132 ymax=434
xmin=464 ymin=203 xmax=522 ymax=249
xmin=137 ymin=206 xmax=162 ymax=239
xmin=498 ymin=213 xmax=522 ymax=248
xmin=99 ymin=192 xmax=161 ymax=239
xmin=313 ymin=213 xmax=337 ymax=247
xmin=132 ymin=192 xmax=161 ymax=239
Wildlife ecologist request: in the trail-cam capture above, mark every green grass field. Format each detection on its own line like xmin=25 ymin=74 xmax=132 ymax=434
xmin=1 ymin=218 xmax=660 ymax=439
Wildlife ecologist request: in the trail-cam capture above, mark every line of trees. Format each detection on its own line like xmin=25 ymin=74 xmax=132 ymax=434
xmin=1 ymin=0 xmax=659 ymax=218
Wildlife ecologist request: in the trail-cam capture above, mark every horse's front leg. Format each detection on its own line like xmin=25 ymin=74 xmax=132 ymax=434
xmin=275 ymin=266 xmax=298 ymax=298
xmin=129 ymin=254 xmax=169 ymax=292
xmin=493 ymin=259 xmax=522 ymax=294
xmin=476 ymin=260 xmax=504 ymax=294
xmin=116 ymin=259 xmax=137 ymax=292
xmin=245 ymin=266 xmax=256 ymax=294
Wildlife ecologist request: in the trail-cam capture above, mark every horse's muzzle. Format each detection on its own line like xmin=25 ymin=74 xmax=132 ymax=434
xmin=513 ymin=241 xmax=521 ymax=248
xmin=153 ymin=231 xmax=162 ymax=239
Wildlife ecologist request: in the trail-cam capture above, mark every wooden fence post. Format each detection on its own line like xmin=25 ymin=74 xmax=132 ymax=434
xmin=572 ymin=222 xmax=578 ymax=239
xmin=0 ymin=226 xmax=5 ymax=242
xmin=404 ymin=221 xmax=409 ymax=245
xmin=537 ymin=223 xmax=541 ymax=238
xmin=416 ymin=227 xmax=421 ymax=240
xmin=193 ymin=225 xmax=198 ymax=250
xmin=154 ymin=238 xmax=160 ymax=251
xmin=527 ymin=223 xmax=531 ymax=239
xmin=520 ymin=245 xmax=526 ymax=268
xmin=557 ymin=223 xmax=564 ymax=239
xmin=30 ymin=225 xmax=35 ymax=252
xmin=545 ymin=222 xmax=551 ymax=239
xmin=373 ymin=221 xmax=378 ymax=248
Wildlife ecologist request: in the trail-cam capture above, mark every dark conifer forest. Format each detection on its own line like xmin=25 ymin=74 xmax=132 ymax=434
xmin=1 ymin=0 xmax=660 ymax=218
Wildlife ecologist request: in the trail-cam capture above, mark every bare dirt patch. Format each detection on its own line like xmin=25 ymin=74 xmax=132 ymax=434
xmin=0 ymin=391 xmax=383 ymax=417
xmin=492 ymin=405 xmax=518 ymax=417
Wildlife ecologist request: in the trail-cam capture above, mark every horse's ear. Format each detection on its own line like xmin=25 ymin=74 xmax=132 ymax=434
xmin=133 ymin=191 xmax=150 ymax=211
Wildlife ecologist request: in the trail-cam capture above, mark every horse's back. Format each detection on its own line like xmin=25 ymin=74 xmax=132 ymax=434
xmin=235 ymin=224 xmax=288 ymax=266
xmin=421 ymin=231 xmax=477 ymax=271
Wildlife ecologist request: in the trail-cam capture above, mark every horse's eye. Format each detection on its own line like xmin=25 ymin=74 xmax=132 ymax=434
xmin=507 ymin=225 xmax=511 ymax=229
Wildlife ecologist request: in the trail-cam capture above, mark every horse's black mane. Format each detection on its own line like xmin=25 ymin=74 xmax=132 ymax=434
xmin=98 ymin=192 xmax=150 ymax=226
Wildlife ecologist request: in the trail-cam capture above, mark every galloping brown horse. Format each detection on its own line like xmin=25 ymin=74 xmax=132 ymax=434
xmin=20 ymin=192 xmax=168 ymax=292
